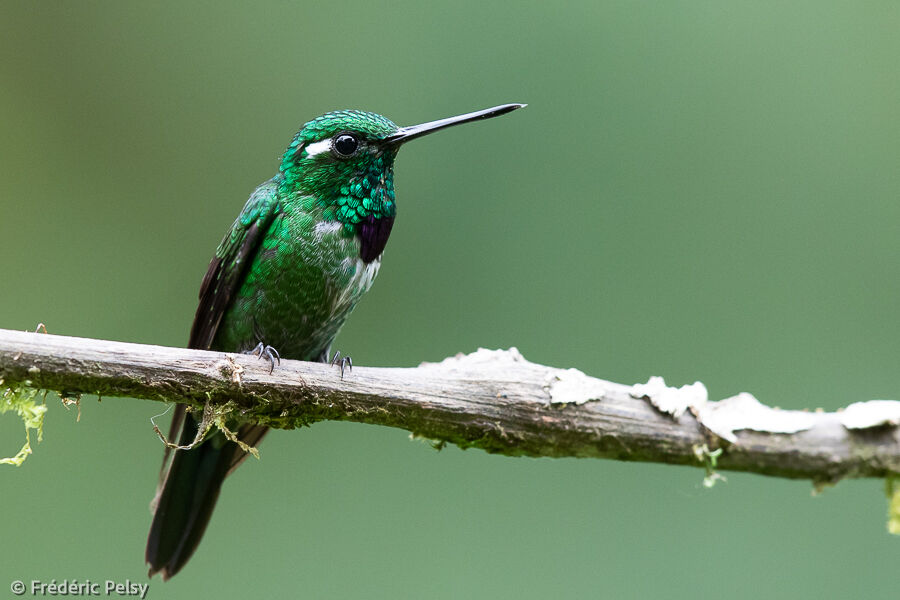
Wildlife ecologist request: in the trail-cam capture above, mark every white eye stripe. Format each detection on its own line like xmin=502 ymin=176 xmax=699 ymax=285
xmin=304 ymin=138 xmax=333 ymax=157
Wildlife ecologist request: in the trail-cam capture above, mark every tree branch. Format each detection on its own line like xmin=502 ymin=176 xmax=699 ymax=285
xmin=1 ymin=327 xmax=899 ymax=483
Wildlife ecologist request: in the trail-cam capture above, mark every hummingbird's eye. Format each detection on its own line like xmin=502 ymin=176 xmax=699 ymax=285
xmin=332 ymin=134 xmax=359 ymax=158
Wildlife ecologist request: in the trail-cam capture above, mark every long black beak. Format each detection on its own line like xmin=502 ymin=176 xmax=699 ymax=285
xmin=385 ymin=103 xmax=525 ymax=145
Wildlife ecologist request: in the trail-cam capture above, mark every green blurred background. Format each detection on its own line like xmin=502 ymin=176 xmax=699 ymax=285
xmin=2 ymin=1 xmax=899 ymax=597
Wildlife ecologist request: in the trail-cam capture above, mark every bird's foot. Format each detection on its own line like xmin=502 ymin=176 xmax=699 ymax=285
xmin=328 ymin=350 xmax=353 ymax=379
xmin=247 ymin=342 xmax=281 ymax=374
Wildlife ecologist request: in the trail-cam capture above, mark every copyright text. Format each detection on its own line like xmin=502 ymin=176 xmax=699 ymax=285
xmin=9 ymin=580 xmax=148 ymax=599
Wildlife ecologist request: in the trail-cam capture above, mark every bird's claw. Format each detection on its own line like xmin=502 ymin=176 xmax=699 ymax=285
xmin=329 ymin=351 xmax=353 ymax=379
xmin=248 ymin=342 xmax=281 ymax=374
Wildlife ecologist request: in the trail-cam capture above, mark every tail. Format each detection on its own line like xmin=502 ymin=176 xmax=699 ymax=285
xmin=145 ymin=407 xmax=267 ymax=579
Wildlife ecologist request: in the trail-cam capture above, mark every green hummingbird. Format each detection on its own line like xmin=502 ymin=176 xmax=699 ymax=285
xmin=145 ymin=103 xmax=525 ymax=579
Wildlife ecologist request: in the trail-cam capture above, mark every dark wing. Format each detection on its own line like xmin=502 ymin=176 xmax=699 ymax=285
xmin=189 ymin=183 xmax=282 ymax=351
xmin=147 ymin=183 xmax=280 ymax=579
xmin=156 ymin=182 xmax=281 ymax=479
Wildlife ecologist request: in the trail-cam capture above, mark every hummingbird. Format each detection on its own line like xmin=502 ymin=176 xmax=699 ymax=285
xmin=145 ymin=103 xmax=525 ymax=579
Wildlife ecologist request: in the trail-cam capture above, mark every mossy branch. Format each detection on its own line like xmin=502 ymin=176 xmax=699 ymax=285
xmin=1 ymin=328 xmax=899 ymax=485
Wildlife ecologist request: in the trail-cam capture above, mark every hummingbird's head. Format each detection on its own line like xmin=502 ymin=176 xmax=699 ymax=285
xmin=277 ymin=104 xmax=525 ymax=260
xmin=278 ymin=110 xmax=401 ymax=230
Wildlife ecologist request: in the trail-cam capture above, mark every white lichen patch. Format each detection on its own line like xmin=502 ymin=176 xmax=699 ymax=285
xmin=839 ymin=400 xmax=900 ymax=429
xmin=631 ymin=376 xmax=708 ymax=419
xmin=545 ymin=368 xmax=610 ymax=405
xmin=419 ymin=349 xmax=900 ymax=444
xmin=422 ymin=347 xmax=527 ymax=370
xmin=697 ymin=392 xmax=818 ymax=443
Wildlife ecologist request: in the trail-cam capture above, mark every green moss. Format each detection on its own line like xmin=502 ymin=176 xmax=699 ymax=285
xmin=409 ymin=433 xmax=447 ymax=451
xmin=693 ymin=444 xmax=726 ymax=488
xmin=1 ymin=382 xmax=47 ymax=466
xmin=886 ymin=476 xmax=900 ymax=535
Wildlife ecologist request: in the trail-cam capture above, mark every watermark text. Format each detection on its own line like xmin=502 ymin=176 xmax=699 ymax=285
xmin=9 ymin=580 xmax=148 ymax=599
